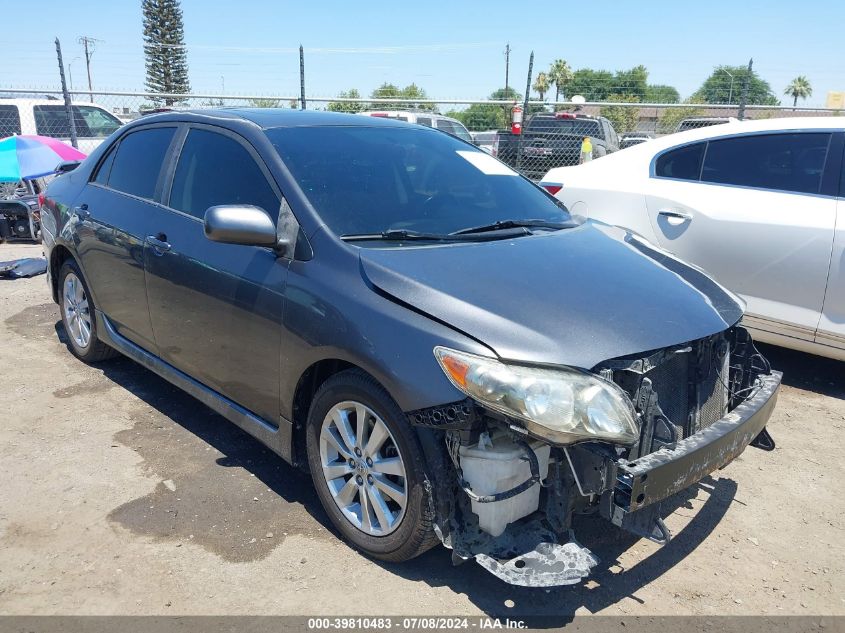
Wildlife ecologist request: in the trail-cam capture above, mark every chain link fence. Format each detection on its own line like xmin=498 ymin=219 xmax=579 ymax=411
xmin=1 ymin=87 xmax=842 ymax=182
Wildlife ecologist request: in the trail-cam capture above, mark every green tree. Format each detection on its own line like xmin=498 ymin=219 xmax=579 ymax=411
xmin=248 ymin=98 xmax=281 ymax=108
xmin=142 ymin=0 xmax=191 ymax=105
xmin=548 ymin=59 xmax=573 ymax=102
xmin=327 ymin=89 xmax=365 ymax=113
xmin=601 ymin=95 xmax=640 ymax=133
xmin=645 ymin=84 xmax=680 ymax=103
xmin=693 ymin=65 xmax=779 ymax=105
xmin=566 ymin=68 xmax=614 ymax=101
xmin=784 ymin=76 xmax=813 ymax=109
xmin=532 ymin=72 xmax=550 ymax=101
xmin=657 ymin=98 xmax=706 ymax=134
xmin=612 ymin=65 xmax=649 ymax=100
xmin=369 ymin=83 xmax=434 ymax=110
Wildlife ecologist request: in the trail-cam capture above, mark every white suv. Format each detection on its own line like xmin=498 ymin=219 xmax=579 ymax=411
xmin=0 ymin=98 xmax=123 ymax=154
xmin=541 ymin=117 xmax=845 ymax=361
xmin=359 ymin=111 xmax=473 ymax=143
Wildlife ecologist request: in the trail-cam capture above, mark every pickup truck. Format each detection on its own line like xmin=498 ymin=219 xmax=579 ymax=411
xmin=493 ymin=112 xmax=620 ymax=180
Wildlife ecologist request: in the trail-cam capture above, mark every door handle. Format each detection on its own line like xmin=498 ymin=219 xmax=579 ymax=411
xmin=146 ymin=234 xmax=171 ymax=254
xmin=73 ymin=204 xmax=90 ymax=220
xmin=658 ymin=209 xmax=692 ymax=226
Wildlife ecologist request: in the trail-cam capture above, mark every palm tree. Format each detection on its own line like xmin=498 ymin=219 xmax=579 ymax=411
xmin=548 ymin=59 xmax=573 ymax=103
xmin=784 ymin=76 xmax=813 ymax=109
xmin=532 ymin=72 xmax=550 ymax=101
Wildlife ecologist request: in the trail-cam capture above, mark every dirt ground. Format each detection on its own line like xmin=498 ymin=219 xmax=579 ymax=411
xmin=1 ymin=241 xmax=843 ymax=620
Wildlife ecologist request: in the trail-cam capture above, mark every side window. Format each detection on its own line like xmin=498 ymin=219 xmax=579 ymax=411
xmin=169 ymin=128 xmax=280 ymax=221
xmin=655 ymin=142 xmax=705 ymax=181
xmin=77 ymin=106 xmax=122 ymax=138
xmin=92 ymin=143 xmax=118 ymax=185
xmin=0 ymin=105 xmax=21 ymax=136
xmin=34 ymin=105 xmax=92 ymax=137
xmin=702 ymin=133 xmax=832 ymax=195
xmin=107 ymin=127 xmax=176 ymax=199
xmin=416 ymin=117 xmax=433 ymax=127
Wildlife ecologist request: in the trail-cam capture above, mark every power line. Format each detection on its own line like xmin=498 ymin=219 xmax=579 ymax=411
xmin=78 ymin=36 xmax=103 ymax=103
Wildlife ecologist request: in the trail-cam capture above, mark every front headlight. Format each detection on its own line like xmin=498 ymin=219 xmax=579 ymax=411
xmin=434 ymin=346 xmax=639 ymax=445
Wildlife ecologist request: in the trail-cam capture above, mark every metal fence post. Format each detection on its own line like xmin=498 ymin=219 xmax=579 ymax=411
xmin=737 ymin=57 xmax=753 ymax=121
xmin=55 ymin=38 xmax=79 ymax=149
xmin=515 ymin=51 xmax=534 ymax=174
xmin=299 ymin=45 xmax=306 ymax=110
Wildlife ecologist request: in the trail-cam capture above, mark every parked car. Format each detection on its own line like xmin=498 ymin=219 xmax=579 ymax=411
xmin=494 ymin=112 xmax=620 ymax=181
xmin=359 ymin=110 xmax=473 ymax=143
xmin=541 ymin=117 xmax=845 ymax=361
xmin=471 ymin=130 xmax=498 ymax=154
xmin=675 ymin=117 xmax=734 ymax=133
xmin=619 ymin=133 xmax=652 ymax=149
xmin=41 ymin=109 xmax=779 ymax=587
xmin=0 ymin=98 xmax=123 ymax=154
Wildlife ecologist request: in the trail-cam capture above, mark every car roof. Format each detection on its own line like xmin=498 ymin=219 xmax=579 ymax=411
xmin=131 ymin=108 xmax=414 ymax=130
xmin=657 ymin=116 xmax=845 ymax=147
xmin=0 ymin=98 xmax=111 ymax=108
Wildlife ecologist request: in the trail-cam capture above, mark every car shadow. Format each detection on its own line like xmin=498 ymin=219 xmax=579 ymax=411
xmin=757 ymin=342 xmax=845 ymax=399
xmin=55 ymin=318 xmax=740 ymax=620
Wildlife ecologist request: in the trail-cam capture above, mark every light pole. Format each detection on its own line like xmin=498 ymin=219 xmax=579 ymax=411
xmin=67 ymin=57 xmax=81 ymax=92
xmin=720 ymin=67 xmax=735 ymax=104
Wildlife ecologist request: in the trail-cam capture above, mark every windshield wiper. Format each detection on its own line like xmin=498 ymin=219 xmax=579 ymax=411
xmin=449 ymin=218 xmax=576 ymax=236
xmin=340 ymin=228 xmax=529 ymax=242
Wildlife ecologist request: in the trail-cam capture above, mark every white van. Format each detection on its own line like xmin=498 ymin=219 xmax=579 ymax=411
xmin=0 ymin=98 xmax=124 ymax=154
xmin=359 ymin=110 xmax=474 ymax=143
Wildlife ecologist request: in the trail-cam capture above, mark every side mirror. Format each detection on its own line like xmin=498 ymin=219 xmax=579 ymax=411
xmin=203 ymin=205 xmax=279 ymax=247
xmin=56 ymin=160 xmax=81 ymax=174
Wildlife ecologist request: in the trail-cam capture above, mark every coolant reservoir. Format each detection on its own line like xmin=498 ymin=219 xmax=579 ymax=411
xmin=458 ymin=432 xmax=551 ymax=537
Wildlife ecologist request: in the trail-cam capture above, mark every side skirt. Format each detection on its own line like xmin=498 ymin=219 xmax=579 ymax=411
xmin=96 ymin=310 xmax=294 ymax=463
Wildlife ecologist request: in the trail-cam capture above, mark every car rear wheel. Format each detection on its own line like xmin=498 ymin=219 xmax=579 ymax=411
xmin=305 ymin=369 xmax=437 ymax=562
xmin=58 ymin=259 xmax=118 ymax=363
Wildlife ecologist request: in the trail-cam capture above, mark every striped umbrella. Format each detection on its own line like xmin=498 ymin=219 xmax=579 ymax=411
xmin=0 ymin=135 xmax=87 ymax=182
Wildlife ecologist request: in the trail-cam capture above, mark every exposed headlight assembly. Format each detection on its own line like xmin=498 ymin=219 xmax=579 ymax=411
xmin=434 ymin=347 xmax=639 ymax=445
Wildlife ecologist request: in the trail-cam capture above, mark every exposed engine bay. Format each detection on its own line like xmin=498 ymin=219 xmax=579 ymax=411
xmin=410 ymin=326 xmax=780 ymax=587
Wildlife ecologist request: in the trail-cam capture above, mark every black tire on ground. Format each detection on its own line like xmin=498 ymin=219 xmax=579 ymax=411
xmin=305 ymin=369 xmax=439 ymax=562
xmin=58 ymin=258 xmax=118 ymax=363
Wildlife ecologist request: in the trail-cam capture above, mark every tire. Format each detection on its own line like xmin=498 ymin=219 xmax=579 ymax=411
xmin=58 ymin=259 xmax=118 ymax=363
xmin=305 ymin=369 xmax=438 ymax=562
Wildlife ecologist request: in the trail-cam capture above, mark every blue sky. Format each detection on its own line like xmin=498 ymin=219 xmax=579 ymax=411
xmin=2 ymin=0 xmax=843 ymax=106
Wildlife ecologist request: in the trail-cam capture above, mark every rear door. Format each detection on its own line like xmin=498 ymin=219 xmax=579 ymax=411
xmin=645 ymin=131 xmax=838 ymax=340
xmin=816 ymin=138 xmax=845 ymax=350
xmin=144 ymin=124 xmax=288 ymax=423
xmin=75 ymin=124 xmax=177 ymax=350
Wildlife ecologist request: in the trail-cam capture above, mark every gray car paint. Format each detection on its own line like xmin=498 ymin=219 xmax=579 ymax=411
xmin=43 ymin=108 xmax=744 ymax=466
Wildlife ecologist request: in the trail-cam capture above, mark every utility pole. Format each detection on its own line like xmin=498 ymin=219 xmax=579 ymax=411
xmin=79 ymin=36 xmax=101 ymax=102
xmin=504 ymin=43 xmax=510 ymax=98
xmin=737 ymin=57 xmax=753 ymax=120
xmin=299 ymin=45 xmax=306 ymax=110
xmin=55 ymin=38 xmax=78 ymax=148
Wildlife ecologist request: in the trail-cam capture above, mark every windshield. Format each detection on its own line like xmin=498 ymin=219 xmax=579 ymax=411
xmin=267 ymin=126 xmax=569 ymax=239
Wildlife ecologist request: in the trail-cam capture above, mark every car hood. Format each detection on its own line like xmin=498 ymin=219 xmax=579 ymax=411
xmin=358 ymin=221 xmax=744 ymax=369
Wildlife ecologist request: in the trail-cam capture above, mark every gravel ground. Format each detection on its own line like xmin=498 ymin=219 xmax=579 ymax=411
xmin=1 ymin=241 xmax=843 ymax=620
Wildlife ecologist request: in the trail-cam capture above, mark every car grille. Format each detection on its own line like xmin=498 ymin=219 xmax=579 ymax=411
xmin=596 ymin=332 xmax=731 ymax=454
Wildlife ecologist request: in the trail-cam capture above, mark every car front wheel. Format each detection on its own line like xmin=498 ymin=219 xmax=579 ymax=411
xmin=305 ymin=369 xmax=437 ymax=562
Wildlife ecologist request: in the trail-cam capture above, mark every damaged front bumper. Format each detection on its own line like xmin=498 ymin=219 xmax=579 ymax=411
xmin=416 ymin=365 xmax=781 ymax=588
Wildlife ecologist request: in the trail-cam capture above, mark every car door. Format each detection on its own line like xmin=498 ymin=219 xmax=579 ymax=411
xmin=644 ymin=131 xmax=838 ymax=340
xmin=816 ymin=143 xmax=845 ymax=350
xmin=74 ymin=124 xmax=178 ymax=351
xmin=143 ymin=124 xmax=288 ymax=424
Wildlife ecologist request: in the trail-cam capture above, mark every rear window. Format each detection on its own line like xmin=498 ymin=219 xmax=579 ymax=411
xmin=655 ymin=142 xmax=705 ymax=180
xmin=0 ymin=105 xmax=21 ymax=136
xmin=105 ymin=127 xmax=175 ymax=199
xmin=527 ymin=117 xmax=602 ymax=137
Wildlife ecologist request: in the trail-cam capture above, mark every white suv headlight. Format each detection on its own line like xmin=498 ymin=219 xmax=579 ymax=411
xmin=434 ymin=346 xmax=639 ymax=445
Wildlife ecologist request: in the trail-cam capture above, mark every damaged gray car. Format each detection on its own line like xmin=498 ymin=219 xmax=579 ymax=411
xmin=40 ymin=109 xmax=780 ymax=587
